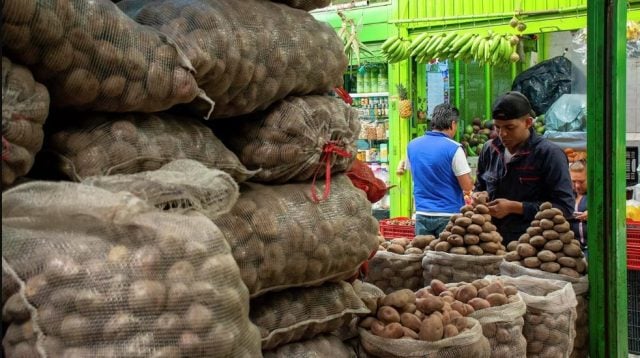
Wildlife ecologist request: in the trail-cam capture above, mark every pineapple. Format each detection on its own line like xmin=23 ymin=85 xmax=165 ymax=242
xmin=397 ymin=84 xmax=412 ymax=119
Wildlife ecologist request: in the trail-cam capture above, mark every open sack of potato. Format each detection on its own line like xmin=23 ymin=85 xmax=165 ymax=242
xmin=497 ymin=275 xmax=578 ymax=358
xmin=2 ymin=57 xmax=49 ymax=188
xmin=2 ymin=0 xmax=204 ymax=113
xmin=117 ymin=0 xmax=347 ymax=118
xmin=331 ymin=280 xmax=386 ymax=342
xmin=268 ymin=0 xmax=331 ymax=11
xmin=212 ymin=96 xmax=359 ymax=185
xmin=251 ymin=281 xmax=369 ymax=350
xmin=366 ymin=236 xmax=432 ymax=294
xmin=502 ymin=200 xmax=589 ymax=357
xmin=263 ymin=334 xmax=355 ymax=358
xmin=44 ymin=111 xmax=254 ymax=182
xmin=357 ymin=288 xmax=491 ymax=357
xmin=2 ymin=179 xmax=262 ymax=357
xmin=84 ymin=159 xmax=239 ymax=219
xmin=212 ymin=174 xmax=379 ymax=297
xmin=440 ymin=278 xmax=528 ymax=357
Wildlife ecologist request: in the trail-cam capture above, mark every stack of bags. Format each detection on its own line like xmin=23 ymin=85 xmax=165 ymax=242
xmin=2 ymin=0 xmax=380 ymax=356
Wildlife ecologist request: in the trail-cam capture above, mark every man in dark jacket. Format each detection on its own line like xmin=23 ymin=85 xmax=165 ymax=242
xmin=475 ymin=91 xmax=575 ymax=244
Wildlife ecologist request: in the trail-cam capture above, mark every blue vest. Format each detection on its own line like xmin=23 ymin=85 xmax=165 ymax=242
xmin=408 ymin=131 xmax=464 ymax=214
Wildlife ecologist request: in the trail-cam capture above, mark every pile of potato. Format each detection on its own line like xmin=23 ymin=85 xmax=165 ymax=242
xmin=357 ymin=287 xmax=490 ymax=357
xmin=263 ymin=334 xmax=355 ymax=358
xmin=438 ymin=278 xmax=527 ymax=358
xmin=269 ymin=0 xmax=331 ymax=11
xmin=212 ymin=175 xmax=379 ymax=297
xmin=2 ymin=57 xmax=50 ymax=188
xmin=250 ymin=281 xmax=369 ymax=350
xmin=2 ymin=180 xmax=262 ymax=357
xmin=366 ymin=236 xmax=433 ymax=294
xmin=119 ymin=0 xmax=347 ymax=118
xmin=212 ymin=96 xmax=359 ymax=183
xmin=46 ymin=112 xmax=253 ymax=182
xmin=505 ymin=201 xmax=587 ymax=277
xmin=3 ymin=0 xmax=200 ymax=113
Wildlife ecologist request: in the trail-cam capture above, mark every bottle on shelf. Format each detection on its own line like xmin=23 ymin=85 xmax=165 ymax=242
xmin=378 ymin=65 xmax=388 ymax=93
xmin=357 ymin=66 xmax=365 ymax=94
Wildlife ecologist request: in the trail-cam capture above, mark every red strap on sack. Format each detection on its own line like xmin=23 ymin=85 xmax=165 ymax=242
xmin=2 ymin=137 xmax=10 ymax=161
xmin=310 ymin=141 xmax=352 ymax=203
xmin=334 ymin=86 xmax=353 ymax=105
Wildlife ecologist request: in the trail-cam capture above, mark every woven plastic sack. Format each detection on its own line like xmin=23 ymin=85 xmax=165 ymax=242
xmin=45 ymin=111 xmax=254 ymax=182
xmin=346 ymin=159 xmax=388 ymax=203
xmin=359 ymin=317 xmax=490 ymax=358
xmin=212 ymin=174 xmax=379 ymax=297
xmin=496 ymin=274 xmax=578 ymax=358
xmin=499 ymin=261 xmax=589 ymax=357
xmin=1 ymin=180 xmax=262 ymax=357
xmin=251 ymin=281 xmax=369 ymax=350
xmin=83 ymin=159 xmax=239 ymax=219
xmin=117 ymin=0 xmax=347 ymax=118
xmin=268 ymin=0 xmax=331 ymax=11
xmin=422 ymin=251 xmax=504 ymax=285
xmin=2 ymin=0 xmax=204 ymax=113
xmin=2 ymin=57 xmax=49 ymax=188
xmin=212 ymin=96 xmax=359 ymax=186
xmin=365 ymin=251 xmax=424 ymax=294
xmin=263 ymin=334 xmax=355 ymax=358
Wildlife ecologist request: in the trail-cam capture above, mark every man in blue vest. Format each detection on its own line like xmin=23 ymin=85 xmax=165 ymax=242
xmin=407 ymin=103 xmax=474 ymax=236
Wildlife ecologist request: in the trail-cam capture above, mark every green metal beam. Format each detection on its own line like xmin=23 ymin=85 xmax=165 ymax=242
xmin=586 ymin=0 xmax=629 ymax=356
xmin=484 ymin=64 xmax=492 ymax=121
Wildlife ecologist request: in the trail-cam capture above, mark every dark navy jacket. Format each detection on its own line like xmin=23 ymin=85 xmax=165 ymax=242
xmin=475 ymin=129 xmax=575 ymax=244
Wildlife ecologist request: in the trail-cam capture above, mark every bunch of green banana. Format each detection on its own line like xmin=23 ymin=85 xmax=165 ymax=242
xmin=381 ymin=36 xmax=411 ymax=63
xmin=468 ymin=32 xmax=522 ymax=66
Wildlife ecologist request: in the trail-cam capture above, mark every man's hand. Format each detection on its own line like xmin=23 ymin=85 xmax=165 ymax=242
xmin=487 ymin=199 xmax=523 ymax=219
xmin=574 ymin=211 xmax=588 ymax=221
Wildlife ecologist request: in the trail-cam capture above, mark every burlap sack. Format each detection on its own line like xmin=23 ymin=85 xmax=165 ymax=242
xmin=212 ymin=175 xmax=379 ymax=297
xmin=366 ymin=251 xmax=424 ymax=294
xmin=45 ymin=111 xmax=254 ymax=182
xmin=359 ymin=317 xmax=491 ymax=358
xmin=117 ymin=0 xmax=347 ymax=118
xmin=212 ymin=96 xmax=359 ymax=185
xmin=269 ymin=0 xmax=331 ymax=11
xmin=263 ymin=334 xmax=356 ymax=358
xmin=500 ymin=261 xmax=589 ymax=357
xmin=251 ymin=281 xmax=369 ymax=350
xmin=422 ymin=251 xmax=504 ymax=285
xmin=2 ymin=57 xmax=49 ymax=188
xmin=496 ymin=274 xmax=578 ymax=358
xmin=2 ymin=0 xmax=203 ymax=113
xmin=2 ymin=178 xmax=261 ymax=357
xmin=333 ymin=281 xmax=386 ymax=341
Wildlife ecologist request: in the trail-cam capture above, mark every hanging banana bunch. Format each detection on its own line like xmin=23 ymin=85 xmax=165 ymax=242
xmin=381 ymin=36 xmax=411 ymax=63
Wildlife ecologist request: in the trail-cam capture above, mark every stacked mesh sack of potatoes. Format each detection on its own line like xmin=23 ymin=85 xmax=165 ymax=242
xmin=116 ymin=0 xmax=347 ymax=118
xmin=1 ymin=163 xmax=262 ymax=357
xmin=355 ymin=285 xmax=491 ymax=357
xmin=501 ymin=201 xmax=588 ymax=358
xmin=422 ymin=192 xmax=506 ymax=284
xmin=497 ymin=275 xmax=578 ymax=358
xmin=365 ymin=235 xmax=433 ymax=294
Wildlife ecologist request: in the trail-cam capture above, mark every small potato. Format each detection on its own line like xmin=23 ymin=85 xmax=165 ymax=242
xmin=467 ymin=245 xmax=484 ymax=256
xmin=446 ymin=234 xmax=464 ymax=247
xmin=516 ymin=243 xmax=536 ymax=258
xmin=359 ymin=317 xmax=378 ymax=329
xmin=537 ymin=250 xmax=557 ymax=262
xmin=391 ymin=238 xmax=411 ymax=247
xmin=506 ymin=240 xmax=519 ymax=252
xmin=443 ymin=324 xmax=459 ymax=338
xmin=505 ymin=251 xmax=520 ymax=262
xmin=381 ymin=322 xmax=405 ymax=339
xmin=449 ymin=247 xmax=467 ymax=255
xmin=558 ymin=256 xmax=577 ymax=268
xmin=400 ymin=312 xmax=422 ymax=332
xmin=387 ymin=244 xmax=405 ymax=254
xmin=419 ymin=314 xmax=444 ymax=341
xmin=575 ymin=258 xmax=588 ymax=274
xmin=471 ymin=214 xmax=486 ymax=225
xmin=466 ymin=224 xmax=483 ymax=235
xmin=430 ymin=279 xmax=448 ymax=296
xmin=475 ymin=204 xmax=489 ymax=214
xmin=533 ymin=324 xmax=550 ymax=341
xmin=554 ymin=221 xmax=571 ymax=233
xmin=563 ymin=244 xmax=583 ymax=258
xmin=416 ymin=296 xmax=444 ymax=314
xmin=463 ymin=234 xmax=480 ymax=245
xmin=543 ymin=239 xmax=563 ymax=252
xmin=450 ymin=301 xmax=467 ymax=316
xmin=559 ymin=231 xmax=575 ymax=244
xmin=381 ymin=289 xmax=416 ymax=308
xmin=518 ymin=234 xmax=530 ymax=244
xmin=468 ymin=297 xmax=491 ymax=310
xmin=539 ymin=219 xmax=554 ymax=230
xmin=559 ymin=267 xmax=581 ymax=278
xmin=454 ymin=217 xmax=472 ymax=227
xmin=486 ymin=293 xmax=508 ymax=306
xmin=472 ymin=278 xmax=490 ymax=290
xmin=504 ymin=286 xmax=518 ymax=296
xmin=460 ymin=204 xmax=474 ymax=213
xmin=482 ymin=322 xmax=497 ymax=338
xmin=478 ymin=281 xmax=504 ymax=298
xmin=377 ymin=306 xmax=401 ymax=324
xmin=103 ymin=312 xmax=140 ymax=341
xmin=542 ymin=230 xmax=560 ymax=240
xmin=526 ymin=227 xmax=543 ymax=236
xmin=455 ymin=284 xmax=478 ymax=303
xmin=128 ymin=280 xmax=166 ymax=315
xmin=450 ymin=225 xmax=466 ymax=236
xmin=402 ymin=326 xmax=419 ymax=339
xmin=59 ymin=314 xmax=91 ymax=345
xmin=529 ymin=235 xmax=547 ymax=248
xmin=435 ymin=241 xmax=451 ymax=252
xmin=523 ymin=257 xmax=541 ymax=268
xmin=482 ymin=222 xmax=497 ymax=233
xmin=479 ymin=242 xmax=500 ymax=254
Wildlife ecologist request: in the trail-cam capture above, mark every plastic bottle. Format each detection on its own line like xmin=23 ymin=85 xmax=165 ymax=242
xmin=379 ymin=143 xmax=388 ymax=162
xmin=357 ymin=66 xmax=365 ymax=93
xmin=378 ymin=65 xmax=388 ymax=93
xmin=363 ymin=68 xmax=371 ymax=93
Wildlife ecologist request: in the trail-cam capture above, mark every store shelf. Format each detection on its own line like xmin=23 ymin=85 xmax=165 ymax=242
xmin=349 ymin=92 xmax=390 ymax=98
xmin=365 ymin=160 xmax=389 ymax=164
xmin=358 ymin=138 xmax=389 ymax=141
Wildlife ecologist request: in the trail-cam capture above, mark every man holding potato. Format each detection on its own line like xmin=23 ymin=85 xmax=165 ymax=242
xmin=474 ymin=91 xmax=575 ymax=244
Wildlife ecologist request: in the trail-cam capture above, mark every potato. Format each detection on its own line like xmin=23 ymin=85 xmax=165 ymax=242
xmin=554 ymin=221 xmax=570 ymax=233
xmin=475 ymin=204 xmax=489 ymax=214
xmin=387 ymin=244 xmax=405 ymax=254
xmin=449 ymin=247 xmax=467 ymax=255
xmin=59 ymin=314 xmax=92 ymax=345
xmin=359 ymin=316 xmax=377 ymax=329
xmin=450 ymin=225 xmax=466 ymax=236
xmin=377 ymin=305 xmax=401 ymax=324
xmin=463 ymin=210 xmax=474 ymax=218
xmin=541 ymin=230 xmax=559 ymax=240
xmin=479 ymin=242 xmax=500 ymax=254
xmin=405 ymin=247 xmax=423 ymax=255
xmin=381 ymin=289 xmax=415 ymax=308
xmin=380 ymin=322 xmax=404 ymax=339
xmin=523 ymin=256 xmax=541 ymax=268
xmin=3 ymin=294 xmax=30 ymax=322
xmin=416 ymin=296 xmax=444 ymax=314
xmin=557 ymin=256 xmax=577 ymax=268
xmin=575 ymin=258 xmax=587 ymax=274
xmin=467 ymin=245 xmax=484 ymax=256
xmin=468 ymin=297 xmax=491 ymax=310
xmin=516 ymin=243 xmax=536 ymax=258
xmin=454 ymin=217 xmax=472 ymax=227
xmin=536 ymin=250 xmax=557 ymax=262
xmin=128 ymin=280 xmax=166 ymax=315
xmin=400 ymin=312 xmax=422 ymax=332
xmin=419 ymin=314 xmax=443 ymax=341
xmin=411 ymin=235 xmax=433 ymax=249
xmin=455 ymin=284 xmax=478 ymax=303
xmin=430 ymin=279 xmax=448 ymax=296
xmin=391 ymin=238 xmax=411 ymax=247
xmin=518 ymin=234 xmax=530 ymax=244
xmin=559 ymin=267 xmax=581 ymax=278
xmin=543 ymin=239 xmax=563 ymax=252
xmin=505 ymin=251 xmax=520 ymax=262
xmin=434 ymin=241 xmax=451 ymax=252
xmin=563 ymin=244 xmax=583 ymax=258
xmin=526 ymin=226 xmax=543 ymax=236
xmin=478 ymin=281 xmax=504 ymax=299
xmin=559 ymin=231 xmax=575 ymax=244
xmin=466 ymin=224 xmax=483 ymax=235
xmin=441 ymin=324 xmax=458 ymax=338
xmin=486 ymin=293 xmax=508 ymax=306
xmin=504 ymin=285 xmax=518 ymax=296
xmin=529 ymin=235 xmax=546 ymax=248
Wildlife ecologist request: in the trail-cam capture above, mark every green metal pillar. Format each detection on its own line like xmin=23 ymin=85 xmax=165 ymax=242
xmin=586 ymin=0 xmax=628 ymax=357
xmin=484 ymin=64 xmax=492 ymax=121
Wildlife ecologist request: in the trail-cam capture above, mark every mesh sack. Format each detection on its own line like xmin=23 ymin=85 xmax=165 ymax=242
xmin=358 ymin=317 xmax=491 ymax=358
xmin=2 ymin=0 xmax=204 ymax=113
xmin=212 ymin=174 xmax=379 ymax=297
xmin=422 ymin=251 xmax=504 ymax=285
xmin=499 ymin=261 xmax=589 ymax=357
xmin=496 ymin=274 xmax=578 ymax=358
xmin=263 ymin=334 xmax=355 ymax=358
xmin=117 ymin=0 xmax=347 ymax=118
xmin=212 ymin=95 xmax=359 ymax=185
xmin=83 ymin=159 xmax=239 ymax=219
xmin=268 ymin=0 xmax=331 ymax=11
xmin=2 ymin=57 xmax=49 ymax=188
xmin=346 ymin=159 xmax=388 ymax=204
xmin=1 ymin=180 xmax=262 ymax=357
xmin=251 ymin=281 xmax=369 ymax=350
xmin=366 ymin=251 xmax=424 ymax=294
xmin=45 ymin=111 xmax=255 ymax=182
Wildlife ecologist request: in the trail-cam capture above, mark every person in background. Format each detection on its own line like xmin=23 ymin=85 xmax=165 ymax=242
xmin=569 ymin=160 xmax=588 ymax=254
xmin=475 ymin=91 xmax=575 ymax=245
xmin=407 ymin=103 xmax=474 ymax=236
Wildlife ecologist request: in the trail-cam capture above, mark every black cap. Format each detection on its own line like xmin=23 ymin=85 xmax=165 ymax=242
xmin=492 ymin=91 xmax=536 ymax=120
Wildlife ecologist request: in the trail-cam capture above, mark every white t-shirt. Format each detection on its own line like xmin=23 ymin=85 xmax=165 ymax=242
xmin=504 ymin=148 xmax=515 ymax=163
